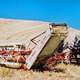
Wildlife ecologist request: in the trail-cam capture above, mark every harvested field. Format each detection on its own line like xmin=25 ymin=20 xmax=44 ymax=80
xmin=0 ymin=64 xmax=80 ymax=80
xmin=0 ymin=19 xmax=80 ymax=80
xmin=0 ymin=19 xmax=49 ymax=49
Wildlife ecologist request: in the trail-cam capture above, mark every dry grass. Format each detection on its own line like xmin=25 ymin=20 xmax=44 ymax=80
xmin=0 ymin=64 xmax=80 ymax=80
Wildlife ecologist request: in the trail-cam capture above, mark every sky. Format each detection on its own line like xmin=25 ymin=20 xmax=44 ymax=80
xmin=0 ymin=0 xmax=80 ymax=29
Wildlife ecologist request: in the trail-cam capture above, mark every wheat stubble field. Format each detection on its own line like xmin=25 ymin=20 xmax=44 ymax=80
xmin=0 ymin=64 xmax=80 ymax=80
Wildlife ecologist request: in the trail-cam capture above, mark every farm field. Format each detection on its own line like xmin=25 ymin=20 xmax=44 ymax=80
xmin=0 ymin=19 xmax=80 ymax=80
xmin=0 ymin=64 xmax=80 ymax=80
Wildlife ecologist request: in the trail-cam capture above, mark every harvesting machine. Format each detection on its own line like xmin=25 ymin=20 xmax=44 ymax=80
xmin=0 ymin=23 xmax=68 ymax=69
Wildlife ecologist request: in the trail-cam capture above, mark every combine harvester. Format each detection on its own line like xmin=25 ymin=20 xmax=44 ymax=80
xmin=0 ymin=20 xmax=68 ymax=69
